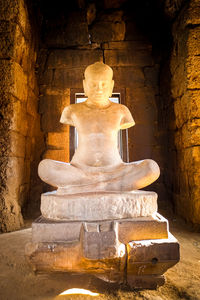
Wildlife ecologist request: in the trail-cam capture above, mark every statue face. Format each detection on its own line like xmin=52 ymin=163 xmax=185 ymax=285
xmin=83 ymin=71 xmax=114 ymax=101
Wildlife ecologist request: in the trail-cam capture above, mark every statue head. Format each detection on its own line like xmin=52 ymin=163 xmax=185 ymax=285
xmin=83 ymin=62 xmax=114 ymax=101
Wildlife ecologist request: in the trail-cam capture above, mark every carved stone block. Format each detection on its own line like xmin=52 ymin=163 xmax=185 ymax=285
xmin=41 ymin=190 xmax=158 ymax=221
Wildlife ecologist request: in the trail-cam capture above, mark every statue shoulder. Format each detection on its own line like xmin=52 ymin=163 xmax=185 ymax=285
xmin=60 ymin=103 xmax=86 ymax=126
xmin=118 ymin=104 xmax=135 ymax=129
xmin=60 ymin=104 xmax=75 ymax=126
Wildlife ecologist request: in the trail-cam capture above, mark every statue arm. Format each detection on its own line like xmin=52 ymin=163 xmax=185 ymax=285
xmin=120 ymin=105 xmax=135 ymax=130
xmin=60 ymin=106 xmax=74 ymax=126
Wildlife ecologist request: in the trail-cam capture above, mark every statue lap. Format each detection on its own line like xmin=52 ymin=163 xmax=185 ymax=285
xmin=38 ymin=158 xmax=160 ymax=193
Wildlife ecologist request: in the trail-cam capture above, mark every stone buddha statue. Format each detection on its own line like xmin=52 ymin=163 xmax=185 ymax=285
xmin=28 ymin=62 xmax=179 ymax=284
xmin=38 ymin=62 xmax=160 ymax=194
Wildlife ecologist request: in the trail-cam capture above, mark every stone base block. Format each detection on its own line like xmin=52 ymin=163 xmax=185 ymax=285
xmin=31 ymin=213 xmax=168 ymax=244
xmin=26 ymin=213 xmax=179 ymax=288
xmin=25 ymin=241 xmax=82 ymax=272
xmin=127 ymin=233 xmax=179 ymax=276
xmin=25 ymin=240 xmax=125 ymax=283
xmin=26 ymin=233 xmax=179 ymax=286
xmin=41 ymin=190 xmax=158 ymax=221
xmin=118 ymin=213 xmax=168 ymax=243
xmin=32 ymin=216 xmax=82 ymax=243
xmin=81 ymin=221 xmax=125 ymax=260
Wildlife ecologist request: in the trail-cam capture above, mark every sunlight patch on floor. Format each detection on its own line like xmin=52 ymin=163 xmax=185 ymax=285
xmin=59 ymin=288 xmax=100 ymax=297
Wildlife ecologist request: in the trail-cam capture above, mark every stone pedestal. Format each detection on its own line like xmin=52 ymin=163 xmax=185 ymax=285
xmin=41 ymin=190 xmax=158 ymax=220
xmin=26 ymin=191 xmax=179 ymax=289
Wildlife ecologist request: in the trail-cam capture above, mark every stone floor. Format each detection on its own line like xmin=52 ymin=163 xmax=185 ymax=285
xmin=0 ymin=211 xmax=200 ymax=300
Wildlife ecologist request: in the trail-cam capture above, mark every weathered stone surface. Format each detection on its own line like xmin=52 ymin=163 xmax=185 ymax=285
xmin=6 ymin=157 xmax=29 ymax=190
xmin=126 ymin=87 xmax=156 ymax=106
xmin=175 ymin=119 xmax=200 ymax=149
xmin=174 ymin=90 xmax=200 ymax=128
xmin=45 ymin=132 xmax=70 ymax=162
xmin=0 ymin=0 xmax=30 ymax=36
xmin=112 ymin=67 xmax=145 ymax=88
xmin=170 ymin=2 xmax=200 ymax=226
xmin=0 ymin=194 xmax=23 ymax=232
xmin=18 ymin=183 xmax=29 ymax=206
xmin=25 ymin=241 xmax=83 ymax=272
xmin=126 ymin=87 xmax=157 ymax=130
xmin=118 ymin=213 xmax=168 ymax=243
xmin=0 ymin=0 xmax=44 ymax=232
xmin=44 ymin=149 xmax=69 ymax=162
xmin=52 ymin=68 xmax=85 ymax=89
xmin=47 ymin=50 xmax=103 ymax=69
xmin=127 ymin=233 xmax=179 ymax=276
xmin=0 ymin=23 xmax=25 ymax=64
xmin=90 ymin=12 xmax=125 ymax=43
xmin=176 ymin=147 xmax=200 ymax=225
xmin=40 ymin=86 xmax=70 ymax=96
xmin=184 ymin=0 xmax=200 ymax=26
xmin=26 ymin=240 xmax=125 ymax=281
xmin=31 ymin=213 xmax=168 ymax=245
xmin=104 ymin=49 xmax=153 ymax=67
xmin=187 ymin=56 xmax=200 ymax=89
xmin=129 ymin=144 xmax=153 ymax=162
xmin=187 ymin=27 xmax=200 ymax=56
xmin=25 ymin=136 xmax=32 ymax=159
xmin=32 ymin=216 xmax=82 ymax=243
xmin=127 ymin=275 xmax=165 ymax=289
xmin=81 ymin=221 xmax=124 ymax=260
xmin=44 ymin=12 xmax=89 ymax=47
xmin=47 ymin=132 xmax=69 ymax=150
xmin=39 ymin=95 xmax=69 ymax=132
xmin=27 ymin=90 xmax=38 ymax=117
xmin=171 ymin=63 xmax=186 ymax=98
xmin=102 ymin=41 xmax=152 ymax=50
xmin=10 ymin=131 xmax=26 ymax=158
xmin=130 ymin=123 xmax=156 ymax=147
xmin=40 ymin=191 xmax=158 ymax=221
xmin=25 ymin=114 xmax=36 ymax=138
xmin=0 ymin=60 xmax=28 ymax=102
xmin=38 ymin=69 xmax=53 ymax=85
xmin=144 ymin=66 xmax=159 ymax=89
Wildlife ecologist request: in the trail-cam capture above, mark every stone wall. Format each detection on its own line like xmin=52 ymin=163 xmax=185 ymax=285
xmin=0 ymin=0 xmax=44 ymax=232
xmin=169 ymin=0 xmax=200 ymax=228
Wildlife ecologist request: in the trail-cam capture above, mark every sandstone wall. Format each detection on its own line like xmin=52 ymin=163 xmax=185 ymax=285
xmin=170 ymin=0 xmax=200 ymax=227
xmin=0 ymin=0 xmax=44 ymax=232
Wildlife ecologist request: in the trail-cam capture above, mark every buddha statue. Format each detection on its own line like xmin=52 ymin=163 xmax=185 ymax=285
xmin=38 ymin=62 xmax=160 ymax=194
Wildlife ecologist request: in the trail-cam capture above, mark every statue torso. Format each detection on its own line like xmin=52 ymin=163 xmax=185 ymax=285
xmin=70 ymin=102 xmax=124 ymax=167
xmin=60 ymin=101 xmax=134 ymax=168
